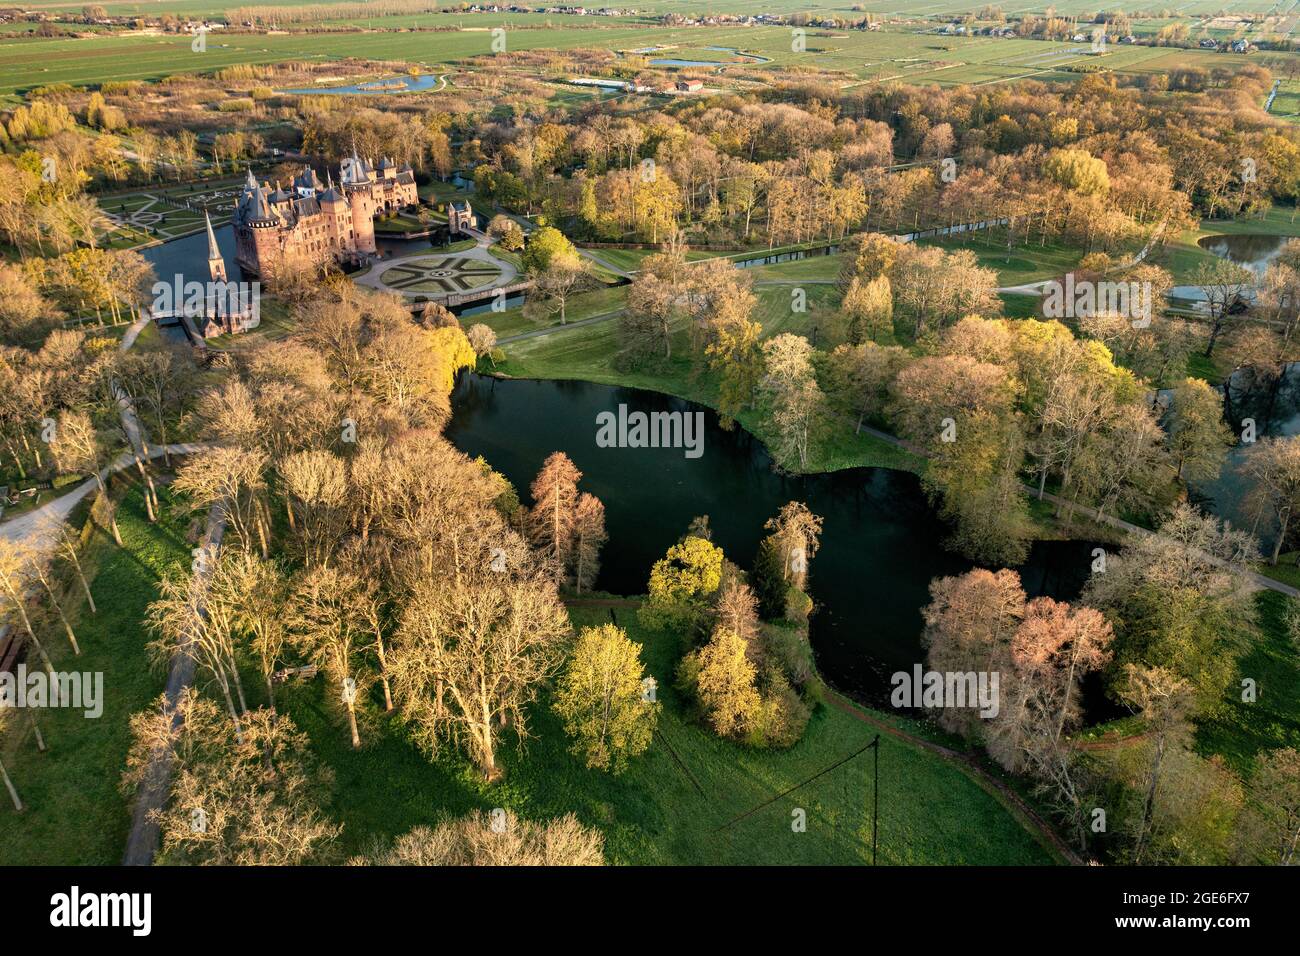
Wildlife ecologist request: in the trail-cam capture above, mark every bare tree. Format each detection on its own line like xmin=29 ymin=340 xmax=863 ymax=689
xmin=287 ymin=566 xmax=370 ymax=749
xmin=390 ymin=544 xmax=569 ymax=780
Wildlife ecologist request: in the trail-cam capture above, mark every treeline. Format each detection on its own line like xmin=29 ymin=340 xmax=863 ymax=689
xmin=226 ymin=1 xmax=442 ymax=26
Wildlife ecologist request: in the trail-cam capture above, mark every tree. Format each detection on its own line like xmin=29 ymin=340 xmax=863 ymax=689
xmin=1166 ymin=377 xmax=1232 ymax=482
xmin=572 ymin=492 xmax=606 ymax=594
xmin=763 ymin=500 xmax=823 ymax=592
xmin=841 ymin=273 xmax=893 ymax=344
xmin=390 ymin=548 xmax=570 ymax=780
xmin=921 ymin=568 xmax=1025 ymax=739
xmin=173 ymin=445 xmax=269 ymax=558
xmin=146 ymin=562 xmax=247 ymax=733
xmin=352 ymin=811 xmax=604 ymax=866
xmin=527 ymin=451 xmax=582 ymax=574
xmin=553 ymin=624 xmax=658 ymax=773
xmin=278 ymin=449 xmax=347 ymax=568
xmin=823 ymin=341 xmax=909 ymax=434
xmin=1083 ymin=504 xmax=1258 ymax=712
xmin=526 ymin=255 xmax=594 ymax=325
xmin=0 ymin=538 xmax=56 ymax=673
xmin=122 ymin=690 xmax=339 ymax=865
xmin=287 ymin=565 xmax=371 ymax=749
xmin=640 ymin=535 xmax=724 ymax=635
xmin=465 ymin=323 xmax=498 ymax=368
xmin=1238 ymin=747 xmax=1300 ymax=865
xmin=1243 ymin=436 xmax=1300 ymax=565
xmin=1191 ymin=258 xmax=1253 ymax=357
xmin=759 ymin=334 xmax=824 ymax=470
xmin=209 ymin=552 xmax=289 ymax=715
xmin=705 ymin=314 xmax=762 ymax=428
xmin=692 ymin=627 xmax=761 ymax=739
xmin=890 ymin=354 xmax=1030 ymax=565
xmin=621 ymin=237 xmax=690 ymax=362
xmin=49 ymin=409 xmax=121 ymax=546
xmin=521 ymin=225 xmax=579 ymax=273
xmin=1113 ymin=664 xmax=1198 ymax=864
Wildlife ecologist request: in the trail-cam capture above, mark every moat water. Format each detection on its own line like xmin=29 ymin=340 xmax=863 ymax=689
xmin=446 ymin=373 xmax=1105 ymax=712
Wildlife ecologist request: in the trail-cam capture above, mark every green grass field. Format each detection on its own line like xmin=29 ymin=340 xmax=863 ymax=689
xmin=0 ymin=21 xmax=1271 ymax=99
xmin=1193 ymin=591 xmax=1300 ymax=780
xmin=282 ymin=604 xmax=1058 ymax=865
xmin=0 ymin=483 xmax=189 ymax=866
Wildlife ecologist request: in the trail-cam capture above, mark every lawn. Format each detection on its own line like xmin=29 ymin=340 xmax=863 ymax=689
xmin=919 ymin=233 xmax=1089 ymax=287
xmin=474 ymin=283 xmax=627 ymax=341
xmin=0 ymin=483 xmax=190 ymax=866
xmin=282 ymin=604 xmax=1059 ymax=865
xmin=1195 ymin=591 xmax=1300 ymax=778
xmin=0 ymin=21 xmax=1256 ymax=100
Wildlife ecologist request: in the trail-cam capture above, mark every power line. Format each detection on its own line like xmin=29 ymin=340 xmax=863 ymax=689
xmin=715 ymin=733 xmax=881 ymax=866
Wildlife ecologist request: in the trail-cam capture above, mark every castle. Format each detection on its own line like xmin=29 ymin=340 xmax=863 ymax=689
xmin=232 ymin=151 xmax=418 ymax=276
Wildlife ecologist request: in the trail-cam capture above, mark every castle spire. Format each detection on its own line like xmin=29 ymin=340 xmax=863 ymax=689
xmin=205 ymin=210 xmax=227 ymax=283
xmin=205 ymin=209 xmax=220 ymax=259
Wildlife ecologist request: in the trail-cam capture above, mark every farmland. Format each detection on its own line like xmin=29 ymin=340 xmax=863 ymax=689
xmin=0 ymin=20 xmax=1278 ymax=100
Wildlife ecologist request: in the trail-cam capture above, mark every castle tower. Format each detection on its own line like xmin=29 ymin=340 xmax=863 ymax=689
xmin=205 ymin=210 xmax=227 ymax=283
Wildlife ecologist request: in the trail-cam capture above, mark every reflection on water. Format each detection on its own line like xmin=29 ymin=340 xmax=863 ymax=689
xmin=276 ymin=74 xmax=443 ymax=96
xmin=446 ymin=373 xmax=1102 ymax=711
xmin=1198 ymin=232 xmax=1288 ymax=279
xmin=1192 ymin=363 xmax=1300 ymax=551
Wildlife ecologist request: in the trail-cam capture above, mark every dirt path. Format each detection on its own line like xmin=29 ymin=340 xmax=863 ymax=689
xmin=122 ymin=501 xmax=226 ymax=866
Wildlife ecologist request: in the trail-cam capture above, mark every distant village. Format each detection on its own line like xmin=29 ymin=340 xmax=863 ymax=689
xmin=0 ymin=4 xmax=1267 ymax=54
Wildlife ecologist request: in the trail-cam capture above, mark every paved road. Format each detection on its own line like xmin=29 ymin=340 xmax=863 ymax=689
xmin=497 ymin=310 xmax=622 ymax=344
xmin=0 ymin=446 xmax=208 ymax=550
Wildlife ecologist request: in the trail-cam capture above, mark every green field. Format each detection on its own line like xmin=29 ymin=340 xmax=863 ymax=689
xmin=16 ymin=0 xmax=1294 ymax=21
xmin=0 ymin=22 xmax=1268 ymax=99
xmin=0 ymin=484 xmax=188 ymax=866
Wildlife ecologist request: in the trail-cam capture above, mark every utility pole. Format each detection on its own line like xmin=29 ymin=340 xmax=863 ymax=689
xmin=870 ymin=734 xmax=880 ymax=865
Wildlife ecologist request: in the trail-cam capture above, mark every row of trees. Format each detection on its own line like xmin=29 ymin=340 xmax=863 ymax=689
xmin=115 ymin=285 xmax=649 ymax=863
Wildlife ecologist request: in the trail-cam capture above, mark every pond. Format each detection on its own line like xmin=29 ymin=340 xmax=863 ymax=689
xmin=446 ymin=373 xmax=1103 ymax=712
xmin=276 ymin=73 xmax=443 ymax=96
xmin=1197 ymin=232 xmax=1289 ymax=279
xmin=1170 ymin=233 xmax=1290 ymax=304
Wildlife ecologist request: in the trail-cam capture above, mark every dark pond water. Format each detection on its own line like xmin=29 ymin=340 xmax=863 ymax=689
xmin=446 ymin=373 xmax=1101 ymax=710
xmin=276 ymin=73 xmax=443 ymax=96
xmin=1197 ymin=232 xmax=1288 ymax=279
xmin=733 ymin=244 xmax=840 ymax=269
xmin=1191 ymin=362 xmax=1300 ymax=551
